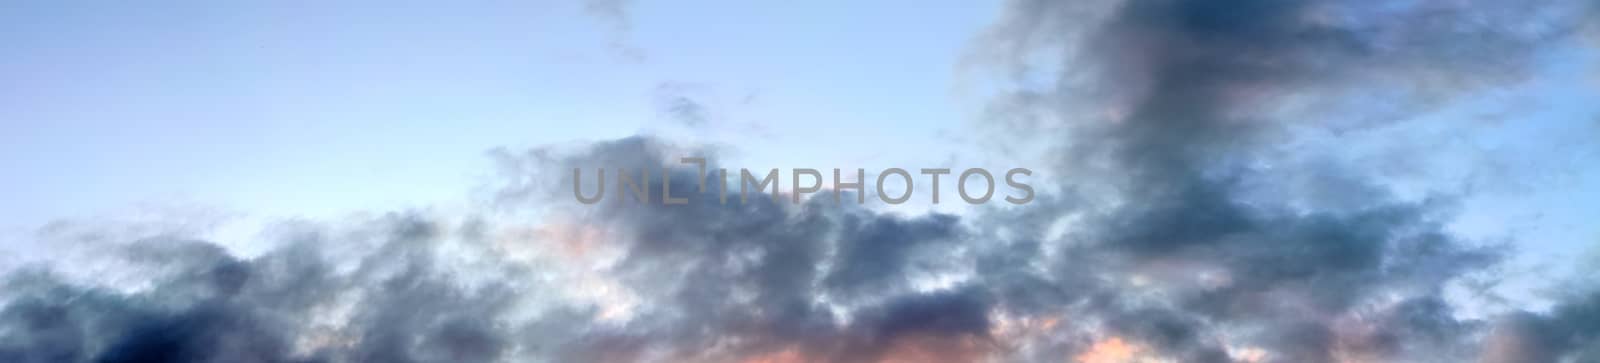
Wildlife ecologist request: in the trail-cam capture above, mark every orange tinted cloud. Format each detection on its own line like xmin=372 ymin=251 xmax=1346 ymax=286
xmin=876 ymin=335 xmax=994 ymax=363
xmin=739 ymin=347 xmax=806 ymax=363
xmin=1075 ymin=337 xmax=1142 ymax=363
xmin=733 ymin=333 xmax=996 ymax=363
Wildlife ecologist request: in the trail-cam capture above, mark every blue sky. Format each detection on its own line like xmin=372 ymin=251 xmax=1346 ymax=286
xmin=1 ymin=1 xmax=1002 ymax=228
xmin=3 ymin=0 xmax=1597 ymax=291
xmin=4 ymin=1 xmax=1593 ymax=258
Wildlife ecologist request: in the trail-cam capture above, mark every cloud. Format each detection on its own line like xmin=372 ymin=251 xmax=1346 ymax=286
xmin=654 ymin=82 xmax=715 ymax=128
xmin=583 ymin=0 xmax=633 ymax=31
xmin=490 ymin=137 xmax=998 ymax=362
xmin=583 ymin=0 xmax=647 ymax=61
xmin=1480 ymin=292 xmax=1600 ymax=362
xmin=0 ymin=138 xmax=1005 ymax=363
xmin=962 ymin=0 xmax=1598 ymax=361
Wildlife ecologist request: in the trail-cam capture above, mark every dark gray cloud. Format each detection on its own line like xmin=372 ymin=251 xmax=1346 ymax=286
xmin=1482 ymin=291 xmax=1600 ymax=362
xmin=966 ymin=0 xmax=1598 ymax=361
xmin=0 ymin=216 xmax=523 ymax=363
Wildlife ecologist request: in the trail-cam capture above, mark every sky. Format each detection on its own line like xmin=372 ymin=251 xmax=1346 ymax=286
xmin=1 ymin=1 xmax=1599 ymax=362
xmin=0 ymin=0 xmax=995 ymax=226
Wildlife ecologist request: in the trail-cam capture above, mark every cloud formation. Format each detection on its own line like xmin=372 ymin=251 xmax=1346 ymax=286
xmin=3 ymin=1 xmax=1598 ymax=362
xmin=964 ymin=0 xmax=1600 ymax=361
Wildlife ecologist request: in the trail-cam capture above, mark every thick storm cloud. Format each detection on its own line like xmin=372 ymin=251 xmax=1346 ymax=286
xmin=2 ymin=1 xmax=1598 ymax=362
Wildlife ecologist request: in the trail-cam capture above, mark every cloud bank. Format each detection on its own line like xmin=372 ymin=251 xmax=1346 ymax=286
xmin=3 ymin=1 xmax=1599 ymax=362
